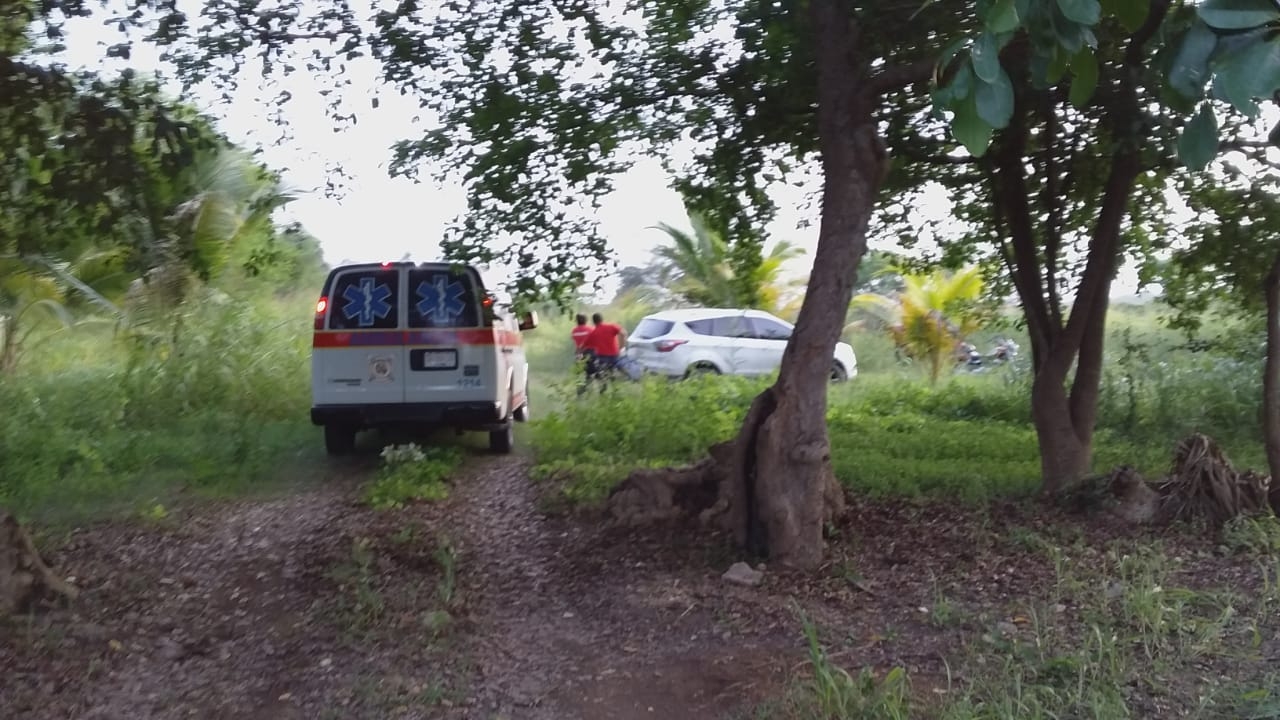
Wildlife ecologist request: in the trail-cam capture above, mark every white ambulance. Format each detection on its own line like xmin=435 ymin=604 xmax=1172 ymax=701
xmin=309 ymin=261 xmax=537 ymax=455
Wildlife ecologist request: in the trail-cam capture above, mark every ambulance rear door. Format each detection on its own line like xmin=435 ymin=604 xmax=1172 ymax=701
xmin=402 ymin=265 xmax=499 ymax=407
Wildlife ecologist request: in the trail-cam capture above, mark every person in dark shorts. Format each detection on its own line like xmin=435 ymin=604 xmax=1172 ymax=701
xmin=572 ymin=313 xmax=594 ymax=396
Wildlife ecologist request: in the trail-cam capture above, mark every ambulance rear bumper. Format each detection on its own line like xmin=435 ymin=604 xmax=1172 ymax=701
xmin=311 ymin=402 xmax=506 ymax=429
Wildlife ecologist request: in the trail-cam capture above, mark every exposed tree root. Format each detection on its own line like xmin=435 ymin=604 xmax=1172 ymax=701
xmin=607 ymin=386 xmax=846 ymax=566
xmin=0 ymin=511 xmax=79 ymax=617
xmin=606 ymin=441 xmax=735 ymax=529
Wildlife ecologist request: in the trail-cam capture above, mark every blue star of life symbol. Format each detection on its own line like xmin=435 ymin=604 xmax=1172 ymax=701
xmin=341 ymin=277 xmax=393 ymax=326
xmin=416 ymin=275 xmax=467 ymax=322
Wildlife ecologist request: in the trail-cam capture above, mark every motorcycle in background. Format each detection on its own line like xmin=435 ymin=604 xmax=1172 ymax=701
xmin=988 ymin=337 xmax=1020 ymax=365
xmin=955 ymin=337 xmax=1020 ymax=372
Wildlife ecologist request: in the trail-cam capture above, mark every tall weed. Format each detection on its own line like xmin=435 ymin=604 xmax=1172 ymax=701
xmin=0 ymin=291 xmax=315 ymax=523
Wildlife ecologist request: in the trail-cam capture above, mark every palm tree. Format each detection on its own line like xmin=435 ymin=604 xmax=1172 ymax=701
xmin=852 ymin=266 xmax=986 ymax=383
xmin=649 ymin=209 xmax=804 ymax=312
xmin=650 ymin=211 xmax=737 ymax=307
xmin=125 ymin=148 xmax=294 ymax=334
xmin=0 ymin=258 xmax=65 ymax=373
xmin=0 ymin=250 xmax=128 ymax=374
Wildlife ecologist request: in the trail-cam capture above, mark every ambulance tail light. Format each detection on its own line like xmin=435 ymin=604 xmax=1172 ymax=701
xmin=314 ymin=296 xmax=328 ymax=330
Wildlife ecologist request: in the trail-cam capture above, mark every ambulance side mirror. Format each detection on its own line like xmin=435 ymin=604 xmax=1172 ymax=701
xmin=518 ymin=311 xmax=539 ymax=331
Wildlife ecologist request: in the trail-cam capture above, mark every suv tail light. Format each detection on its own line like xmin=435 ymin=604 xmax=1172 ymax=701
xmin=656 ymin=339 xmax=687 ymax=353
xmin=314 ymin=296 xmax=328 ymax=330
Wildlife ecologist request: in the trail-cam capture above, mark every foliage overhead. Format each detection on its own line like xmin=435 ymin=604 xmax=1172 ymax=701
xmin=1160 ymin=168 xmax=1280 ymax=336
xmin=934 ymin=0 xmax=1280 ymax=167
xmin=5 ymin=0 xmax=973 ymax=305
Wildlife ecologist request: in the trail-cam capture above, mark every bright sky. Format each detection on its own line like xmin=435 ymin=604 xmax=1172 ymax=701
xmin=45 ymin=7 xmax=1174 ymax=302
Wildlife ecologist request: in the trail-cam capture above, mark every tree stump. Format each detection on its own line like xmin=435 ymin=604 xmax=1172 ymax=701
xmin=0 ymin=510 xmax=79 ymax=617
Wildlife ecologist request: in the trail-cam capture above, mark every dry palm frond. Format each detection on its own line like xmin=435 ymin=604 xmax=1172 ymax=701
xmin=1156 ymin=434 xmax=1271 ymax=525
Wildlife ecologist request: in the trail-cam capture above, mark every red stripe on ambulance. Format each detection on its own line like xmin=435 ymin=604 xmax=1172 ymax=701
xmin=313 ymin=329 xmax=524 ymax=348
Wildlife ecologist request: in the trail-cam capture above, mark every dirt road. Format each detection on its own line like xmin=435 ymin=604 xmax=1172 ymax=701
xmin=1 ymin=451 xmax=800 ymax=720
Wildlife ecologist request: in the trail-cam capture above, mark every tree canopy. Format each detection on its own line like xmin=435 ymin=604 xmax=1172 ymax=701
xmin=10 ymin=0 xmax=1280 ymax=562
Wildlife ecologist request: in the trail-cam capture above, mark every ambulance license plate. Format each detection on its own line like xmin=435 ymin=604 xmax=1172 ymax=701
xmin=411 ymin=349 xmax=458 ymax=371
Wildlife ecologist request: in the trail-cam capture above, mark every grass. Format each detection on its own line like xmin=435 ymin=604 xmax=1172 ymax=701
xmin=769 ymin=535 xmax=1280 ymax=720
xmin=3 ymin=283 xmax=1269 ymax=526
xmin=528 ymin=351 xmax=1269 ymax=505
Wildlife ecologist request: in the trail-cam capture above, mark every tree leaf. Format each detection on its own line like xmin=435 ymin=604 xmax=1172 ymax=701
xmin=1046 ymin=46 xmax=1071 ymax=85
xmin=1069 ymin=48 xmax=1098 ymax=108
xmin=933 ymin=62 xmax=974 ymax=112
xmin=1197 ymin=0 xmax=1280 ymax=30
xmin=1178 ymin=104 xmax=1220 ymax=171
xmin=1101 ymin=0 xmax=1148 ymax=31
xmin=952 ymin=95 xmax=995 ymax=157
xmin=972 ymin=33 xmax=1002 ymax=83
xmin=1214 ymin=33 xmax=1280 ymax=117
xmin=1168 ymin=20 xmax=1218 ymax=99
xmin=985 ymin=0 xmax=1020 ymax=33
xmin=975 ymin=66 xmax=1014 ymax=128
xmin=1056 ymin=0 xmax=1101 ymax=25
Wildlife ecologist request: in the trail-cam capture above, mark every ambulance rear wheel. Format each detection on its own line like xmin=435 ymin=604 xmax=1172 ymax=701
xmin=324 ymin=424 xmax=356 ymax=456
xmin=489 ymin=424 xmax=514 ymax=454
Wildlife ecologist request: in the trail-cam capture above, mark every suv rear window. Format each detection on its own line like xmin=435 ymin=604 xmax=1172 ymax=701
xmin=408 ymin=268 xmax=482 ymax=328
xmin=632 ymin=318 xmax=675 ymax=340
xmin=689 ymin=315 xmax=751 ymax=338
xmin=328 ymin=270 xmax=400 ymax=330
xmin=750 ymin=316 xmax=792 ymax=340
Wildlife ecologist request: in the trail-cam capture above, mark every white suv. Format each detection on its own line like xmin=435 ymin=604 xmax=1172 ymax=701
xmin=625 ymin=308 xmax=857 ymax=382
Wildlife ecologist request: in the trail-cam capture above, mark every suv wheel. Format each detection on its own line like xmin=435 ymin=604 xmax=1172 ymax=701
xmin=489 ymin=423 xmax=514 ymax=454
xmin=685 ymin=362 xmax=721 ymax=379
xmin=324 ymin=424 xmax=357 ymax=455
xmin=830 ymin=362 xmax=849 ymax=383
xmin=513 ymin=396 xmax=530 ymax=423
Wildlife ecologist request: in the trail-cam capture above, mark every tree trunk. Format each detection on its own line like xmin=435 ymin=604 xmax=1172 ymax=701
xmin=607 ymin=2 xmax=927 ymax=568
xmin=715 ymin=0 xmax=882 ymax=568
xmin=0 ymin=312 xmax=17 ymax=374
xmin=1264 ymin=252 xmax=1280 ymax=486
xmin=1031 ymin=365 xmax=1092 ymax=493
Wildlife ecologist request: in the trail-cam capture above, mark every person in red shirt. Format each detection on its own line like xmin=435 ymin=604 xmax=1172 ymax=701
xmin=571 ymin=314 xmax=593 ymax=356
xmin=570 ymin=314 xmax=594 ymax=395
xmin=586 ymin=312 xmax=626 ymax=380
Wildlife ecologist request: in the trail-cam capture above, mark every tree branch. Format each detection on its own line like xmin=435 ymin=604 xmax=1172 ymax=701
xmin=1040 ymin=93 xmax=1065 ymax=331
xmin=869 ymin=58 xmax=936 ymax=94
xmin=990 ymin=107 xmax=1054 ymax=359
xmin=1062 ymin=0 xmax=1172 ymax=428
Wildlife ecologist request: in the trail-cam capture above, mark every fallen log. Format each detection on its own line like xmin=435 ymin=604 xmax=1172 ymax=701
xmin=0 ymin=510 xmax=79 ymax=617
